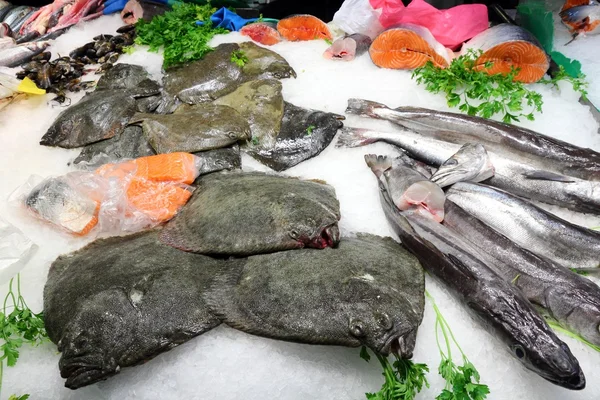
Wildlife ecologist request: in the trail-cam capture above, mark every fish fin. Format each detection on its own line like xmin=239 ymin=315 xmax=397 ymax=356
xmin=522 ymin=170 xmax=576 ymax=182
xmin=346 ymin=98 xmax=388 ymax=119
xmin=335 ymin=127 xmax=376 ymax=148
xmin=565 ymin=32 xmax=579 ymax=45
xmin=364 ymin=154 xmax=392 ymax=178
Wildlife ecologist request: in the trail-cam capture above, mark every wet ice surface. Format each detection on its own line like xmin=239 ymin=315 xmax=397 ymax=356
xmin=1 ymin=14 xmax=600 ymax=400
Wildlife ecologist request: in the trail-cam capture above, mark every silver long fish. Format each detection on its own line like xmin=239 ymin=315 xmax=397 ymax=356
xmin=446 ymin=182 xmax=600 ymax=271
xmin=0 ymin=41 xmax=49 ymax=67
xmin=373 ymin=164 xmax=585 ymax=389
xmin=444 ymin=200 xmax=600 ymax=347
xmin=336 ymin=126 xmax=600 ymax=214
xmin=346 ymin=98 xmax=600 ymax=181
xmin=430 ymin=143 xmax=495 ymax=187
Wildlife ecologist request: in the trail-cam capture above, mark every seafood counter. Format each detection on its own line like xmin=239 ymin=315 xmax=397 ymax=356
xmin=0 ymin=4 xmax=600 ymax=400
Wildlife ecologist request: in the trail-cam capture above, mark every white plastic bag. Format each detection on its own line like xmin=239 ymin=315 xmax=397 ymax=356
xmin=0 ymin=216 xmax=38 ymax=285
xmin=332 ymin=0 xmax=384 ymax=39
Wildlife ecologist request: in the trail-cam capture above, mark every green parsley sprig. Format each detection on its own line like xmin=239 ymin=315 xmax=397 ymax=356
xmin=539 ymin=65 xmax=588 ymax=99
xmin=306 ymin=125 xmax=316 ymax=136
xmin=230 ymin=50 xmax=249 ymax=67
xmin=360 ymin=346 xmax=429 ymax=400
xmin=544 ymin=317 xmax=600 ymax=353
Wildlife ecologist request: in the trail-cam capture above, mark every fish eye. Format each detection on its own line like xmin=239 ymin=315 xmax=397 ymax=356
xmin=290 ymin=230 xmax=299 ymax=239
xmin=227 ymin=131 xmax=238 ymax=139
xmin=349 ymin=318 xmax=366 ymax=337
xmin=513 ymin=344 xmax=526 ymax=359
xmin=375 ymin=312 xmax=393 ymax=330
xmin=443 ymin=158 xmax=458 ymax=166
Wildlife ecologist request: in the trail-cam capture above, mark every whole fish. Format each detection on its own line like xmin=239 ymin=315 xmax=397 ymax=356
xmin=44 ymin=231 xmax=225 ymax=389
xmin=2 ymin=6 xmax=32 ymax=30
xmin=0 ymin=40 xmax=49 ymax=67
xmin=246 ymin=101 xmax=345 ymax=171
xmin=95 ymin=63 xmax=160 ymax=96
xmin=430 ymin=143 xmax=495 ymax=187
xmin=365 ymin=154 xmax=445 ymax=222
xmin=373 ymin=172 xmax=585 ymax=389
xmin=560 ymin=1 xmax=600 ymax=44
xmin=346 ymin=98 xmax=600 ymax=181
xmin=446 ymin=182 xmax=600 ymax=271
xmin=206 ymin=234 xmax=425 ymax=358
xmin=160 ymin=172 xmax=341 ymax=256
xmin=131 ymin=104 xmax=251 ymax=154
xmin=323 ymin=33 xmax=372 ymax=61
xmin=444 ymin=200 xmax=600 ymax=347
xmin=336 ymin=126 xmax=600 ymax=214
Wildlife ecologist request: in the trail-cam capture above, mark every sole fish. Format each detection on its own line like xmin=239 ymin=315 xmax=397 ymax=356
xmin=446 ymin=182 xmax=600 ymax=271
xmin=461 ymin=23 xmax=549 ymax=83
xmin=277 ymin=14 xmax=332 ymax=41
xmin=444 ymin=200 xmax=600 ymax=348
xmin=369 ymin=24 xmax=452 ymax=70
xmin=323 ymin=33 xmax=372 ymax=61
xmin=374 ymin=173 xmax=585 ymax=390
xmin=205 ymin=234 xmax=425 ymax=358
xmin=240 ymin=21 xmax=282 ymax=46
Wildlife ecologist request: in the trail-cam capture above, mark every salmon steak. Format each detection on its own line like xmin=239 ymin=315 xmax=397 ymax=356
xmin=240 ymin=21 xmax=282 ymax=46
xmin=277 ymin=15 xmax=332 ymax=41
xmin=369 ymin=24 xmax=452 ymax=70
xmin=461 ymin=24 xmax=550 ymax=83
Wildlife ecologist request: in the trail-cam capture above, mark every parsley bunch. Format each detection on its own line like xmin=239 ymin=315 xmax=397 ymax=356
xmin=360 ymin=347 xmax=429 ymax=400
xmin=539 ymin=65 xmax=588 ymax=99
xmin=135 ymin=3 xmax=229 ymax=68
xmin=230 ymin=50 xmax=248 ymax=67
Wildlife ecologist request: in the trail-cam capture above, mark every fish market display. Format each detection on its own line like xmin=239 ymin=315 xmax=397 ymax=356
xmin=237 ymin=42 xmax=297 ymax=80
xmin=44 ymin=230 xmax=224 ymax=389
xmin=40 ymin=90 xmax=137 ymax=148
xmin=67 ymin=28 xmax=135 ymax=69
xmin=276 ymin=14 xmax=332 ymax=41
xmin=120 ymin=0 xmax=170 ymax=25
xmin=430 ymin=143 xmax=495 ymax=187
xmin=369 ymin=24 xmax=452 ymax=70
xmin=240 ymin=21 xmax=282 ymax=46
xmin=206 ymin=234 xmax=425 ymax=358
xmin=560 ymin=0 xmax=600 ymax=43
xmin=461 ymin=24 xmax=550 ymax=83
xmin=446 ymin=182 xmax=600 ymax=271
xmin=247 ymin=101 xmax=344 ymax=171
xmin=160 ymin=172 xmax=341 ymax=256
xmin=373 ymin=170 xmax=585 ymax=389
xmin=95 ymin=62 xmax=161 ymax=111
xmin=132 ymin=104 xmax=251 ymax=153
xmin=365 ymin=154 xmax=445 ymax=222
xmin=0 ymin=40 xmax=48 ymax=67
xmin=443 ymin=200 xmax=600 ymax=347
xmin=3 ymin=5 xmax=34 ymax=33
xmin=193 ymin=145 xmax=241 ymax=175
xmin=323 ymin=33 xmax=372 ymax=61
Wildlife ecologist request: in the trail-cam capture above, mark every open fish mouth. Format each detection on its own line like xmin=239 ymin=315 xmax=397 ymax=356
xmin=61 ymin=356 xmax=116 ymax=389
xmin=537 ymin=365 xmax=586 ymax=390
xmin=378 ymin=330 xmax=413 ymax=358
xmin=305 ymin=224 xmax=340 ymax=249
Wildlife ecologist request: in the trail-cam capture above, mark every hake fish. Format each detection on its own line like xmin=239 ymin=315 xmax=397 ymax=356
xmin=0 ymin=40 xmax=49 ymax=67
xmin=446 ymin=182 xmax=600 ymax=271
xmin=373 ymin=170 xmax=585 ymax=389
xmin=346 ymin=98 xmax=600 ymax=181
xmin=443 ymin=200 xmax=600 ymax=347
xmin=323 ymin=33 xmax=372 ymax=61
xmin=430 ymin=143 xmax=495 ymax=187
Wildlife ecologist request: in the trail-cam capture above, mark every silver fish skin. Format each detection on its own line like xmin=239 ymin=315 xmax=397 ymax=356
xmin=0 ymin=40 xmax=49 ymax=67
xmin=336 ymin=126 xmax=600 ymax=214
xmin=444 ymin=200 xmax=600 ymax=347
xmin=346 ymin=98 xmax=600 ymax=181
xmin=376 ymin=179 xmax=585 ymax=389
xmin=431 ymin=143 xmax=495 ymax=187
xmin=446 ymin=182 xmax=600 ymax=271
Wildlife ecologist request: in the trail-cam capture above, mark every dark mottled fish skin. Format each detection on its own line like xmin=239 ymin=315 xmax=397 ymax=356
xmin=135 ymin=94 xmax=162 ymax=113
xmin=375 ymin=178 xmax=585 ymax=389
xmin=194 ymin=144 xmax=241 ymax=175
xmin=160 ymin=172 xmax=341 ymax=256
xmin=346 ymin=98 xmax=600 ymax=181
xmin=446 ymin=182 xmax=600 ymax=271
xmin=205 ymin=234 xmax=425 ymax=357
xmin=443 ymin=201 xmax=600 ymax=347
xmin=96 ymin=63 xmax=161 ymax=99
xmin=73 ymin=125 xmax=156 ymax=168
xmin=132 ymin=104 xmax=251 ymax=153
xmin=44 ymin=231 xmax=224 ymax=389
xmin=238 ymin=41 xmax=296 ymax=79
xmin=247 ymin=101 xmax=344 ymax=171
xmin=40 ymin=90 xmax=137 ymax=149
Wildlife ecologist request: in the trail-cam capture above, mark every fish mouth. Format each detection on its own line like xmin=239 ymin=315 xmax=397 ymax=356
xmin=304 ymin=224 xmax=340 ymax=249
xmin=378 ymin=330 xmax=414 ymax=358
xmin=539 ymin=366 xmax=586 ymax=390
xmin=430 ymin=169 xmax=470 ymax=188
xmin=60 ymin=356 xmax=117 ymax=389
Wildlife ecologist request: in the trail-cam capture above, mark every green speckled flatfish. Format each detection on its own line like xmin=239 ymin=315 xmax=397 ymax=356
xmin=205 ymin=234 xmax=425 ymax=357
xmin=247 ymin=101 xmax=344 ymax=171
xmin=95 ymin=63 xmax=162 ymax=111
xmin=160 ymin=172 xmax=341 ymax=256
xmin=213 ymin=79 xmax=284 ymax=148
xmin=194 ymin=144 xmax=242 ymax=175
xmin=131 ymin=103 xmax=251 ymax=154
xmin=44 ymin=230 xmax=225 ymax=389
xmin=238 ymin=41 xmax=297 ymax=79
xmin=40 ymin=90 xmax=137 ymax=148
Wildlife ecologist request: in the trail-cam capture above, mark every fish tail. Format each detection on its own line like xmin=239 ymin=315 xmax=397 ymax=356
xmin=335 ymin=127 xmax=376 ymax=148
xmin=346 ymin=98 xmax=388 ymax=119
xmin=364 ymin=154 xmax=392 ymax=178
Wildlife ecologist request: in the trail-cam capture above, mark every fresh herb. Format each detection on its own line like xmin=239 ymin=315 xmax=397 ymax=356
xmin=257 ymin=13 xmax=264 ymax=22
xmin=135 ymin=3 xmax=229 ymax=68
xmin=8 ymin=395 xmax=29 ymax=400
xmin=251 ymin=136 xmax=259 ymax=146
xmin=545 ymin=317 xmax=600 ymax=353
xmin=324 ymin=38 xmax=333 ymax=45
xmin=426 ymin=291 xmax=489 ymax=400
xmin=569 ymin=268 xmax=590 ymax=276
xmin=306 ymin=125 xmax=316 ymax=136
xmin=511 ymin=274 xmax=521 ymax=285
xmin=539 ymin=65 xmax=588 ymax=99
xmin=412 ymin=49 xmax=543 ymax=123
xmin=230 ymin=50 xmax=249 ymax=67
xmin=361 ymin=346 xmax=429 ymax=400
xmin=122 ymin=45 xmax=135 ymax=55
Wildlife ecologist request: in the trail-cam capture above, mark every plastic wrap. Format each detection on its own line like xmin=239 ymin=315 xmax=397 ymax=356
xmin=332 ymin=0 xmax=384 ymax=39
xmin=0 ymin=216 xmax=38 ymax=285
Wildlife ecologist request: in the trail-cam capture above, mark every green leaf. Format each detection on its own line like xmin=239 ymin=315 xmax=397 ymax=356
xmin=8 ymin=395 xmax=30 ymax=400
xmin=324 ymin=38 xmax=333 ymax=45
xmin=306 ymin=125 xmax=316 ymax=136
xmin=360 ymin=346 xmax=371 ymax=362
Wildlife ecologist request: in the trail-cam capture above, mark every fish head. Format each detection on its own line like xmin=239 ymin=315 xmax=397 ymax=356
xmin=560 ymin=4 xmax=600 ymax=33
xmin=397 ymin=180 xmax=446 ymax=222
xmin=430 ymin=143 xmax=494 ymax=188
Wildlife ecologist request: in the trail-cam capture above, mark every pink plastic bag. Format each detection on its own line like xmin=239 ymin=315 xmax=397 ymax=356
xmin=370 ymin=0 xmax=489 ymax=49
